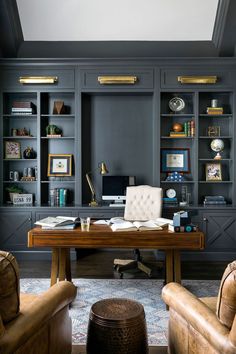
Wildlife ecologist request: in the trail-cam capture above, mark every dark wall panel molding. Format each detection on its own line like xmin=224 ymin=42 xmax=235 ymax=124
xmin=212 ymin=0 xmax=236 ymax=56
xmin=16 ymin=41 xmax=218 ymax=59
xmin=0 ymin=0 xmax=23 ymax=57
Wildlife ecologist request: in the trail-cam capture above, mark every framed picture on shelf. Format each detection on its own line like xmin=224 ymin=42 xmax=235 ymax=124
xmin=207 ymin=126 xmax=220 ymax=137
xmin=47 ymin=154 xmax=72 ymax=176
xmin=161 ymin=148 xmax=190 ymax=173
xmin=205 ymin=162 xmax=222 ymax=181
xmin=5 ymin=141 xmax=21 ymax=159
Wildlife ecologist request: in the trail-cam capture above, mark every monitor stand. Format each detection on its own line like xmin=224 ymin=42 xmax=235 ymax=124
xmin=109 ymin=200 xmax=125 ymax=207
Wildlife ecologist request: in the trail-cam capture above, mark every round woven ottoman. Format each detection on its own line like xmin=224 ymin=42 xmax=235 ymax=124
xmin=86 ymin=298 xmax=148 ymax=354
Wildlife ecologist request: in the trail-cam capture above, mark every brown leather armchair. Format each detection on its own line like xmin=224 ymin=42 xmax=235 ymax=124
xmin=162 ymin=261 xmax=236 ymax=354
xmin=0 ymin=251 xmax=77 ymax=354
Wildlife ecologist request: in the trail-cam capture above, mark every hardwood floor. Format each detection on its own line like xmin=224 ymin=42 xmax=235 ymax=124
xmin=18 ymin=249 xmax=228 ymax=279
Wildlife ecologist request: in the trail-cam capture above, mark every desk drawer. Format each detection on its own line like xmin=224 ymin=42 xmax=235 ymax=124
xmin=80 ymin=68 xmax=154 ymax=90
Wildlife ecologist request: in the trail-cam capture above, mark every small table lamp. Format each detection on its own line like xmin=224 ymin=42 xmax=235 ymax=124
xmin=86 ymin=162 xmax=108 ymax=206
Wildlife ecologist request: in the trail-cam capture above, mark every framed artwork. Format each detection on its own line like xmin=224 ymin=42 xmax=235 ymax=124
xmin=5 ymin=141 xmax=21 ymax=159
xmin=207 ymin=126 xmax=220 ymax=137
xmin=206 ymin=162 xmax=222 ymax=181
xmin=161 ymin=148 xmax=190 ymax=173
xmin=47 ymin=154 xmax=72 ymax=176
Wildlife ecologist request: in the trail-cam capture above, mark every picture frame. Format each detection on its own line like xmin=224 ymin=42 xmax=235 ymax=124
xmin=47 ymin=154 xmax=72 ymax=176
xmin=161 ymin=148 xmax=190 ymax=173
xmin=205 ymin=162 xmax=222 ymax=181
xmin=207 ymin=126 xmax=221 ymax=137
xmin=5 ymin=141 xmax=21 ymax=159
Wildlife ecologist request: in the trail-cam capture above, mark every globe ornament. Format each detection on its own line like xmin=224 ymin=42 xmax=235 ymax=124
xmin=172 ymin=123 xmax=183 ymax=132
xmin=210 ymin=139 xmax=224 ymax=160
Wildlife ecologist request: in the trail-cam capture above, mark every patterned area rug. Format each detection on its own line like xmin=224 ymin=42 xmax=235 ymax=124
xmin=20 ymin=278 xmax=220 ymax=346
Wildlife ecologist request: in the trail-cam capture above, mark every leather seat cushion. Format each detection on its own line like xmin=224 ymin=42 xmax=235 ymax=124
xmin=0 ymin=251 xmax=20 ymax=323
xmin=216 ymin=260 xmax=236 ymax=329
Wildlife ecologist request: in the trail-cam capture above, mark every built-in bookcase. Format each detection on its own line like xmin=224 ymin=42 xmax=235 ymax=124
xmin=160 ymin=90 xmax=234 ymax=207
xmin=1 ymin=91 xmax=76 ymax=206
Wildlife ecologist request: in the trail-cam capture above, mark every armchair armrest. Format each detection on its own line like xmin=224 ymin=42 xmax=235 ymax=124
xmin=162 ymin=283 xmax=236 ymax=353
xmin=0 ymin=281 xmax=77 ymax=353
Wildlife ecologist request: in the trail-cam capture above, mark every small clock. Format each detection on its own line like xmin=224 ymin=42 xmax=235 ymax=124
xmin=166 ymin=188 xmax=176 ymax=199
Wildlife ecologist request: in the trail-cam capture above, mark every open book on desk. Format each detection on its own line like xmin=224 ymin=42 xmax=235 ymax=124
xmin=35 ymin=216 xmax=79 ymax=228
xmin=110 ymin=220 xmax=163 ymax=232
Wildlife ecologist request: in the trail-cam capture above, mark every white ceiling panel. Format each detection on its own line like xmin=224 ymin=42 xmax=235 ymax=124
xmin=16 ymin=0 xmax=219 ymax=41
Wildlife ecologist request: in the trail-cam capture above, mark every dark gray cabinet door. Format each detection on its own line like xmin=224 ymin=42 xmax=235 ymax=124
xmin=0 ymin=211 xmax=32 ymax=251
xmin=202 ymin=211 xmax=236 ymax=251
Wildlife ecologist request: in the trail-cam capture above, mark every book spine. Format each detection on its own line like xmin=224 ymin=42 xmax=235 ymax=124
xmin=187 ymin=121 xmax=191 ymax=136
xmin=49 ymin=189 xmax=56 ymax=206
xmin=184 ymin=122 xmax=188 ymax=135
xmin=56 ymin=188 xmax=60 ymax=206
xmin=190 ymin=120 xmax=195 ymax=137
xmin=59 ymin=188 xmax=67 ymax=206
xmin=204 ymin=201 xmax=226 ymax=205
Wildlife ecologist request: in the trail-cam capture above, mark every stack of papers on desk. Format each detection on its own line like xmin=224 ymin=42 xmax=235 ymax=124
xmin=35 ymin=216 xmax=78 ymax=229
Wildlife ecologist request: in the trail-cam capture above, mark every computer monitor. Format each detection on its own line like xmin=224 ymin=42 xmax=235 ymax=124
xmin=102 ymin=176 xmax=136 ymax=206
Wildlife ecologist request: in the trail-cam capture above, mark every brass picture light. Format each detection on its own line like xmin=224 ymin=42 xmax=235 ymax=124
xmin=19 ymin=76 xmax=58 ymax=84
xmin=86 ymin=162 xmax=109 ymax=207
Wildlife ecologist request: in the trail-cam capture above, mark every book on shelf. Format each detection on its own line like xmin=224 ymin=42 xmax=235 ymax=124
xmin=203 ymin=195 xmax=226 ymax=205
xmin=169 ymin=132 xmax=187 ymax=137
xmin=49 ymin=188 xmax=68 ymax=206
xmin=207 ymin=107 xmax=223 ymax=115
xmin=12 ymin=101 xmax=35 ymax=108
xmin=204 ymin=201 xmax=226 ymax=205
xmin=35 ymin=216 xmax=79 ymax=228
xmin=204 ymin=195 xmax=225 ymax=201
xmin=110 ymin=220 xmax=163 ymax=232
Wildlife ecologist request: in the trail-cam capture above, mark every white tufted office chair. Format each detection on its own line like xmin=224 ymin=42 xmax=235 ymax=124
xmin=114 ymin=185 xmax=163 ymax=278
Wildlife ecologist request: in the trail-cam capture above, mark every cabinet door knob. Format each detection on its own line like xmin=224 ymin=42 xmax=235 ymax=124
xmin=28 ymin=217 xmax=32 ymax=221
xmin=203 ymin=217 xmax=207 ymax=221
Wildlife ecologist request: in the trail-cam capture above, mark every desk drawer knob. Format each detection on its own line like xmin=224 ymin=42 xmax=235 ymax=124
xmin=203 ymin=217 xmax=207 ymax=221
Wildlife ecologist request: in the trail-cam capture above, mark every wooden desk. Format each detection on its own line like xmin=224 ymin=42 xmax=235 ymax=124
xmin=28 ymin=225 xmax=204 ymax=286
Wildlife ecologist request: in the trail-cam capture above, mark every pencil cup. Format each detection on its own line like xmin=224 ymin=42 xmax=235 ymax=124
xmin=80 ymin=217 xmax=90 ymax=231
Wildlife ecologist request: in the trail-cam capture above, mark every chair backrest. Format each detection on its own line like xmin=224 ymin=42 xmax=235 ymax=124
xmin=124 ymin=185 xmax=162 ymax=221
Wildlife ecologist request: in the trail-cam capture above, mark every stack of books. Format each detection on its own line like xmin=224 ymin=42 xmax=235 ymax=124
xmin=207 ymin=107 xmax=223 ymax=115
xmin=169 ymin=120 xmax=195 ymax=137
xmin=11 ymin=101 xmax=36 ymax=115
xmin=203 ymin=195 xmax=226 ymax=206
xmin=169 ymin=131 xmax=187 ymax=138
xmin=162 ymin=197 xmax=178 ymax=207
xmin=49 ymin=188 xmax=68 ymax=206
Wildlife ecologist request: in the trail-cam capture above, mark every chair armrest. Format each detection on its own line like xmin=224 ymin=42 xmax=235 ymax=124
xmin=162 ymin=283 xmax=236 ymax=353
xmin=0 ymin=281 xmax=77 ymax=353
